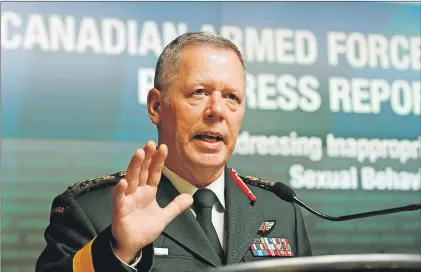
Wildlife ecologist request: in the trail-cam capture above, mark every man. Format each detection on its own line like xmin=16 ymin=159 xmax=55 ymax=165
xmin=36 ymin=32 xmax=312 ymax=272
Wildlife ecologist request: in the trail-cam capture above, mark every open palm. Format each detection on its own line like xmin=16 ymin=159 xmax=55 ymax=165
xmin=111 ymin=141 xmax=193 ymax=263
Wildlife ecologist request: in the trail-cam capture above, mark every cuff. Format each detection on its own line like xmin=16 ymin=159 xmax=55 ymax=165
xmin=91 ymin=226 xmax=154 ymax=272
xmin=111 ymin=241 xmax=142 ymax=270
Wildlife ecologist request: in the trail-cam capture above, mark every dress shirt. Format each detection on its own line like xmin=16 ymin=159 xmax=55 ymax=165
xmin=162 ymin=165 xmax=227 ymax=251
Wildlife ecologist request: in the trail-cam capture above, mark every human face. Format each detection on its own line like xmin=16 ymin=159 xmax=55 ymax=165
xmin=158 ymin=46 xmax=245 ymax=179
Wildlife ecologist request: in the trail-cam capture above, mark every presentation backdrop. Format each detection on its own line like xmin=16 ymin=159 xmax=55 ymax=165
xmin=1 ymin=2 xmax=420 ymax=271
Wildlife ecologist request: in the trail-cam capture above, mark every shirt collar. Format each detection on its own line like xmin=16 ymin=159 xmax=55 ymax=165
xmin=161 ymin=165 xmax=226 ymax=210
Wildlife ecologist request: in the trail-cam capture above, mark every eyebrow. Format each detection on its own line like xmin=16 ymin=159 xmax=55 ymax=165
xmin=185 ymin=80 xmax=242 ymax=94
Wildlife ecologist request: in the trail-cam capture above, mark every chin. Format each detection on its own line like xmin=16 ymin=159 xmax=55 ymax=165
xmin=190 ymin=152 xmax=228 ymax=169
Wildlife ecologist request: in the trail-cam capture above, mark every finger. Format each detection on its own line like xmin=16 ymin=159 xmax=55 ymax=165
xmin=112 ymin=179 xmax=128 ymax=217
xmin=162 ymin=193 xmax=194 ymax=225
xmin=138 ymin=141 xmax=156 ymax=187
xmin=147 ymin=144 xmax=168 ymax=187
xmin=125 ymin=149 xmax=145 ymax=194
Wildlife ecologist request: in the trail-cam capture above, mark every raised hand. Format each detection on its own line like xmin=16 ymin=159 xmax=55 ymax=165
xmin=111 ymin=141 xmax=193 ymax=263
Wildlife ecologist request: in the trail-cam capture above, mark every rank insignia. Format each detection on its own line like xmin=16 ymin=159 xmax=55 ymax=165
xmin=64 ymin=173 xmax=120 ymax=196
xmin=250 ymin=237 xmax=294 ymax=257
xmin=257 ymin=220 xmax=276 ymax=236
xmin=94 ymin=175 xmax=115 ymax=182
xmin=51 ymin=206 xmax=67 ymax=215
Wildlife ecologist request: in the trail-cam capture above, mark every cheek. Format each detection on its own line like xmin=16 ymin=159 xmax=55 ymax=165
xmin=175 ymin=108 xmax=202 ymax=139
xmin=228 ymin=113 xmax=244 ymax=135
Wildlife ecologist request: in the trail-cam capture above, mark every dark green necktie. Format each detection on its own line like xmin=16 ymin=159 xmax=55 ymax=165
xmin=193 ymin=188 xmax=225 ymax=263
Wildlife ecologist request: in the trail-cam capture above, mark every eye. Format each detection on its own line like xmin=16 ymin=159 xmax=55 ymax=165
xmin=192 ymin=89 xmax=207 ymax=96
xmin=227 ymin=93 xmax=239 ymax=101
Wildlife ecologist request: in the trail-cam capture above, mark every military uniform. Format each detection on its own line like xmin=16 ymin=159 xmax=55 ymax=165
xmin=36 ymin=166 xmax=312 ymax=272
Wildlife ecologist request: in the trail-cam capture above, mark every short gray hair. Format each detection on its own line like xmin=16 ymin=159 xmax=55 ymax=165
xmin=154 ymin=32 xmax=245 ymax=104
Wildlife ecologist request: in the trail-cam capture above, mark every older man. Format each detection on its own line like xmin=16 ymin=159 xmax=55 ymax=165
xmin=36 ymin=32 xmax=312 ymax=272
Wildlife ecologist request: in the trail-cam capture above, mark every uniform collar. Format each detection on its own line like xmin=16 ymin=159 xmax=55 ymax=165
xmin=162 ymin=165 xmax=226 ymax=210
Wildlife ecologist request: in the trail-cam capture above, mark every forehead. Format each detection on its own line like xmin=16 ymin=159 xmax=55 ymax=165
xmin=177 ymin=46 xmax=245 ymax=88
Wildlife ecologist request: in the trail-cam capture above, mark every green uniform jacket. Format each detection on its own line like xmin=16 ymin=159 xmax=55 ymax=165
xmin=36 ymin=166 xmax=312 ymax=272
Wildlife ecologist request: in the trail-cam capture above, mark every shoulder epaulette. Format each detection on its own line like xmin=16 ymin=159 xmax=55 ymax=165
xmin=239 ymin=174 xmax=276 ymax=191
xmin=64 ymin=170 xmax=127 ymax=197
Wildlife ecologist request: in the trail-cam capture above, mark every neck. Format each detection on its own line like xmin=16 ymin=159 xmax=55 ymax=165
xmin=164 ymin=161 xmax=224 ymax=188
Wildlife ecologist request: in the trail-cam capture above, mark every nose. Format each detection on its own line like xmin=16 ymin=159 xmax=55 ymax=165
xmin=204 ymin=92 xmax=225 ymax=121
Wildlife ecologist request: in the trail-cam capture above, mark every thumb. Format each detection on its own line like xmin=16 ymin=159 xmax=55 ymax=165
xmin=162 ymin=193 xmax=194 ymax=224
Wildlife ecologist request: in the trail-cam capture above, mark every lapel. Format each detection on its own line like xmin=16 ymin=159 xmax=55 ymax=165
xmin=156 ymin=175 xmax=222 ymax=267
xmin=225 ymin=166 xmax=263 ymax=264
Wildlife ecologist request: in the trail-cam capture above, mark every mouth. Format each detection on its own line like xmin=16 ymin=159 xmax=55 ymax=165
xmin=192 ymin=131 xmax=224 ymax=143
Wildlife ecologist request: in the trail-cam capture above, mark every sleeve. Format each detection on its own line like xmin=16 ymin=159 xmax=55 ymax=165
xmin=111 ymin=241 xmax=142 ymax=271
xmin=293 ymin=203 xmax=313 ymax=257
xmin=35 ymin=193 xmax=154 ymax=272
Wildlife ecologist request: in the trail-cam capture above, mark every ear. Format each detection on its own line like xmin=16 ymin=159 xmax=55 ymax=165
xmin=147 ymin=88 xmax=162 ymax=125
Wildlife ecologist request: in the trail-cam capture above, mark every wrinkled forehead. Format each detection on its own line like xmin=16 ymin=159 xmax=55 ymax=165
xmin=176 ymin=46 xmax=246 ymax=88
xmin=178 ymin=45 xmax=243 ymax=68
